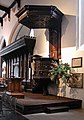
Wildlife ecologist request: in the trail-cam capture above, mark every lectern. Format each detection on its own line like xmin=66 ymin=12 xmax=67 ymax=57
xmin=7 ymin=78 xmax=23 ymax=92
xmin=6 ymin=77 xmax=24 ymax=98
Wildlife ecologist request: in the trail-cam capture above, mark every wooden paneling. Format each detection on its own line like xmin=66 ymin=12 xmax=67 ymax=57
xmin=0 ymin=36 xmax=36 ymax=91
xmin=49 ymin=29 xmax=61 ymax=59
xmin=7 ymin=78 xmax=23 ymax=92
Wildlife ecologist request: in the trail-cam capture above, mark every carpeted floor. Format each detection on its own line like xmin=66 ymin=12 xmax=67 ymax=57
xmin=16 ymin=92 xmax=82 ymax=114
xmin=24 ymin=109 xmax=84 ymax=120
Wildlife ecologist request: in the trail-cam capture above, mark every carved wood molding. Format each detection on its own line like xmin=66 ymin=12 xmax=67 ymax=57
xmin=0 ymin=35 xmax=36 ymax=59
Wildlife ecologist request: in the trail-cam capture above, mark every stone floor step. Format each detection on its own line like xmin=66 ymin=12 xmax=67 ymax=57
xmin=45 ymin=106 xmax=69 ymax=114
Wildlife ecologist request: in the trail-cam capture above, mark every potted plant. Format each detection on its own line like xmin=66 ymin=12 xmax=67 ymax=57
xmin=48 ymin=60 xmax=71 ymax=87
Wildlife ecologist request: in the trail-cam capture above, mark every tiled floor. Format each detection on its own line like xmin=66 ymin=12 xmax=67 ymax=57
xmin=24 ymin=109 xmax=84 ymax=120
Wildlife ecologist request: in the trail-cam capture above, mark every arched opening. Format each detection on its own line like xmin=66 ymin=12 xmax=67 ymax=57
xmin=0 ymin=38 xmax=6 ymax=78
xmin=2 ymin=40 xmax=6 ymax=48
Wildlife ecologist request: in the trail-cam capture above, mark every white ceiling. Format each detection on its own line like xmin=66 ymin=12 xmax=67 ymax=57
xmin=0 ymin=0 xmax=77 ymax=17
xmin=0 ymin=0 xmax=14 ymax=7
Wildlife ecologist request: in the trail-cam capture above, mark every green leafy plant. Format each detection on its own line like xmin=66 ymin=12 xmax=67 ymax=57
xmin=48 ymin=60 xmax=71 ymax=86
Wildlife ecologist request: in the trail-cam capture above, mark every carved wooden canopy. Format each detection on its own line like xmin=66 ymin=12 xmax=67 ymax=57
xmin=15 ymin=5 xmax=64 ymax=59
xmin=16 ymin=5 xmax=63 ymax=30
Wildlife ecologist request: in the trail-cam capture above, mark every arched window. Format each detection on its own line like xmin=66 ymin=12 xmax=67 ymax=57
xmin=0 ymin=37 xmax=6 ymax=78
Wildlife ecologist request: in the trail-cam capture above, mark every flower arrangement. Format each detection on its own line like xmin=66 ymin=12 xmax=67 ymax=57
xmin=48 ymin=60 xmax=71 ymax=86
